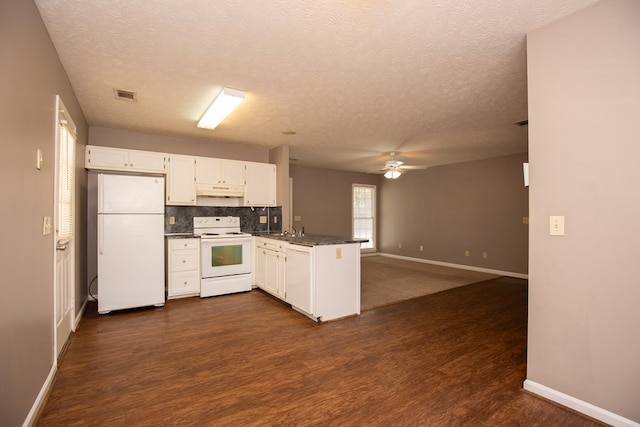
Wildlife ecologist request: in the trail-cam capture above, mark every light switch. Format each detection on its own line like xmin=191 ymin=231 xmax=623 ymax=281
xmin=294 ymin=215 xmax=302 ymax=222
xmin=42 ymin=216 xmax=51 ymax=235
xmin=335 ymin=247 xmax=342 ymax=259
xmin=259 ymin=215 xmax=267 ymax=224
xmin=549 ymin=216 xmax=565 ymax=236
xmin=36 ymin=149 xmax=43 ymax=170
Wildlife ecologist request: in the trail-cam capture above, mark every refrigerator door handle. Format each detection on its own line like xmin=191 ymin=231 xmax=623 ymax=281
xmin=98 ymin=215 xmax=104 ymax=255
xmin=98 ymin=173 xmax=104 ymax=213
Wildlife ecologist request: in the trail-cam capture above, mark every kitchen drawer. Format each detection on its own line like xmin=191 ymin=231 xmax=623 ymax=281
xmin=169 ymin=270 xmax=200 ymax=297
xmin=170 ymin=249 xmax=199 ymax=271
xmin=256 ymin=238 xmax=282 ymax=252
xmin=169 ymin=239 xmax=199 ymax=250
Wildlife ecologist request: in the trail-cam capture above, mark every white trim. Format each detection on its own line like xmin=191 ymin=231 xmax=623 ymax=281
xmin=22 ymin=363 xmax=57 ymax=427
xmin=352 ymin=183 xmax=377 ymax=251
xmin=74 ymin=299 xmax=88 ymax=331
xmin=523 ymin=380 xmax=640 ymax=427
xmin=361 ymin=252 xmax=379 ymax=258
xmin=376 ymin=252 xmax=528 ymax=279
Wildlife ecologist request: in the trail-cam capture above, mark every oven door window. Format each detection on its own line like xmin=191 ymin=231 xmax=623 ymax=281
xmin=210 ymin=244 xmax=243 ymax=267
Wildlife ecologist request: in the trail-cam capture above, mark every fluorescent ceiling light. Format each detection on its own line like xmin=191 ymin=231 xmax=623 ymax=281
xmin=384 ymin=169 xmax=401 ymax=179
xmin=197 ymin=87 xmax=245 ymax=129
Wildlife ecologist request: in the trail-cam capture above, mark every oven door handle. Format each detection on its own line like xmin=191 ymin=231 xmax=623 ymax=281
xmin=201 ymin=237 xmax=253 ymax=245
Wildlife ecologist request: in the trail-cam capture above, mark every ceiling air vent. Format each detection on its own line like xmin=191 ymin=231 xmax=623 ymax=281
xmin=114 ymin=89 xmax=137 ymax=102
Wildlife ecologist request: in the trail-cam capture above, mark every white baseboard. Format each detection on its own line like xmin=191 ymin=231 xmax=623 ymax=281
xmin=523 ymin=380 xmax=640 ymax=427
xmin=74 ymin=299 xmax=88 ymax=331
xmin=375 ymin=252 xmax=528 ymax=279
xmin=22 ymin=363 xmax=57 ymax=427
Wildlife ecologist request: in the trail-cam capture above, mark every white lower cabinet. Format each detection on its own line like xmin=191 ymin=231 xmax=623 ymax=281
xmin=167 ymin=238 xmax=200 ymax=298
xmin=254 ymin=237 xmax=362 ymax=322
xmin=285 ymin=244 xmax=313 ymax=315
xmin=254 ymin=237 xmax=286 ymax=298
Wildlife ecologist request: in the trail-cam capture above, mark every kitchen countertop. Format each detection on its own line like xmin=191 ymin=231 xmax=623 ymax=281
xmin=254 ymin=232 xmax=368 ymax=247
xmin=165 ymin=232 xmax=368 ymax=246
xmin=165 ymin=233 xmax=198 ymax=238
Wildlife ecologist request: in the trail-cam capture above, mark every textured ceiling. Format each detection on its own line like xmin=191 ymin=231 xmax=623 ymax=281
xmin=35 ymin=0 xmax=598 ymax=173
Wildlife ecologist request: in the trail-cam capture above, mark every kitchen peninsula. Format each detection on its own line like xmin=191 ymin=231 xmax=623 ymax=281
xmin=254 ymin=233 xmax=366 ymax=322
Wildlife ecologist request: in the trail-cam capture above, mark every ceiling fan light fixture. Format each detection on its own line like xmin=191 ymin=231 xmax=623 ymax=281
xmin=197 ymin=87 xmax=245 ymax=129
xmin=384 ymin=168 xmax=401 ymax=179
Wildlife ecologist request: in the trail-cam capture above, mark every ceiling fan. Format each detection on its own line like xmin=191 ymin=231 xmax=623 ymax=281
xmin=380 ymin=152 xmax=422 ymax=179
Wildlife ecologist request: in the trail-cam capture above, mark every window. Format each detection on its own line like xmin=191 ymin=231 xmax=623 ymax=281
xmin=352 ymin=184 xmax=376 ymax=251
xmin=57 ymin=101 xmax=76 ymax=242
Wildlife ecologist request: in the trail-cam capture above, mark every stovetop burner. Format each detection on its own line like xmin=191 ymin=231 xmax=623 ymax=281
xmin=193 ymin=216 xmax=251 ymax=239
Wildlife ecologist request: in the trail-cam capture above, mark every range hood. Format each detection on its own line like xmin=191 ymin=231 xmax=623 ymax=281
xmin=195 ymin=183 xmax=245 ymax=198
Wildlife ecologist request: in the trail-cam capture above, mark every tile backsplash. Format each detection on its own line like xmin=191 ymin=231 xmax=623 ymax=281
xmin=165 ymin=206 xmax=282 ymax=234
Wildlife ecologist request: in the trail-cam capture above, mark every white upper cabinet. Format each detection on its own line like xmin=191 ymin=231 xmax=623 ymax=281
xmin=244 ymin=162 xmax=276 ymax=207
xmin=85 ymin=145 xmax=166 ymax=174
xmin=195 ymin=157 xmax=245 ymax=186
xmin=166 ymin=155 xmax=196 ymax=205
xmin=85 ymin=145 xmax=276 ymax=206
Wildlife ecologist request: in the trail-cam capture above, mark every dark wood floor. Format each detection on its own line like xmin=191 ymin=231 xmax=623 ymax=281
xmin=37 ymin=277 xmax=604 ymax=426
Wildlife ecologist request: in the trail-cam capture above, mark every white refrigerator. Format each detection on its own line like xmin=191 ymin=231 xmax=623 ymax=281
xmin=97 ymin=174 xmax=165 ymax=314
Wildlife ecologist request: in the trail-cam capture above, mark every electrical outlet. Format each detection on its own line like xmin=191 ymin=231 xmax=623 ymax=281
xmin=169 ymin=216 xmax=176 ymax=225
xmin=522 ymin=216 xmax=529 ymax=224
xmin=465 ymin=250 xmax=470 ymax=257
xmin=550 ymin=216 xmax=564 ymax=236
xmin=483 ymin=251 xmax=488 ymax=259
xmin=294 ymin=215 xmax=302 ymax=222
xmin=398 ymin=243 xmax=402 ymax=249
xmin=259 ymin=215 xmax=267 ymax=224
xmin=273 ymin=216 xmax=278 ymax=224
xmin=419 ymin=245 xmax=423 ymax=251
xmin=335 ymin=247 xmax=342 ymax=259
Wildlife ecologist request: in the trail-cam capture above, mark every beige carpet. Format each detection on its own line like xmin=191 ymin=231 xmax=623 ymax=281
xmin=361 ymin=256 xmax=501 ymax=311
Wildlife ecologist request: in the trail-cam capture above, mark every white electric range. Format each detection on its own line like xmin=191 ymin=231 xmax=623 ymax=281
xmin=193 ymin=216 xmax=253 ymax=298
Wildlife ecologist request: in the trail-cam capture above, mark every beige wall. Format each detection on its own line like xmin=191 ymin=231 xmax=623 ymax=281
xmin=291 ymin=155 xmax=528 ymax=275
xmin=289 ymin=165 xmax=381 ymax=238
xmin=379 ymin=153 xmax=529 ymax=274
xmin=526 ymin=0 xmax=640 ymax=423
xmin=269 ymin=145 xmax=290 ymax=231
xmin=89 ymin=126 xmax=269 ymax=162
xmin=0 ymin=0 xmax=88 ymax=425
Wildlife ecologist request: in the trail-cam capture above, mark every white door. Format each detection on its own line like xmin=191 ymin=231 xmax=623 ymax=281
xmin=55 ymin=239 xmax=73 ymax=357
xmin=99 ymin=174 xmax=164 ymax=214
xmin=54 ymin=96 xmax=76 ymax=357
xmin=97 ymin=214 xmax=165 ymax=314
